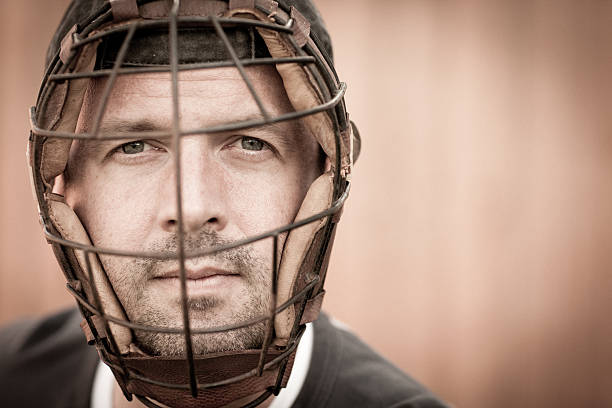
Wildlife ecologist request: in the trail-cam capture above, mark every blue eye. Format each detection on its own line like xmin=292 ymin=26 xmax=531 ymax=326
xmin=121 ymin=141 xmax=145 ymax=154
xmin=241 ymin=137 xmax=265 ymax=151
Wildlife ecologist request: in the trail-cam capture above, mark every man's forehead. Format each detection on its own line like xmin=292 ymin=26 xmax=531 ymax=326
xmin=78 ymin=65 xmax=294 ymax=133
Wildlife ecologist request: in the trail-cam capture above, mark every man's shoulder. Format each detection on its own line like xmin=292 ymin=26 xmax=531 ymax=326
xmin=295 ymin=313 xmax=450 ymax=408
xmin=0 ymin=307 xmax=99 ymax=408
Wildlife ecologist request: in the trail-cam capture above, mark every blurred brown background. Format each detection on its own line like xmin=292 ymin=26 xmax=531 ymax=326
xmin=1 ymin=1 xmax=611 ymax=407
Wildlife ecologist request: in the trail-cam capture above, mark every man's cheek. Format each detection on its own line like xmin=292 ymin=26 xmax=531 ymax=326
xmin=229 ymin=180 xmax=294 ymax=232
xmin=86 ymin=189 xmax=155 ymax=248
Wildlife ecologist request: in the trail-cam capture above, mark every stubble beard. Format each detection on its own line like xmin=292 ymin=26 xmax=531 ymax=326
xmin=102 ymin=231 xmax=272 ymax=356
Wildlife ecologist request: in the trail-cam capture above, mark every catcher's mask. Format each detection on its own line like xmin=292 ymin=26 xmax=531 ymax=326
xmin=28 ymin=0 xmax=359 ymax=407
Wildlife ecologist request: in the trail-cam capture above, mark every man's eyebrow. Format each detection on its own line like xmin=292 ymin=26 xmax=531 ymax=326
xmin=241 ymin=119 xmax=305 ymax=153
xmin=96 ymin=116 xmax=304 ymax=151
xmin=97 ymin=119 xmax=167 ymax=136
xmin=97 ymin=117 xmax=286 ymax=134
xmin=221 ymin=112 xmax=306 ymax=149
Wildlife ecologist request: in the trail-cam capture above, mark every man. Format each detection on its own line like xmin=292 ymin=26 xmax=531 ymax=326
xmin=1 ymin=0 xmax=449 ymax=407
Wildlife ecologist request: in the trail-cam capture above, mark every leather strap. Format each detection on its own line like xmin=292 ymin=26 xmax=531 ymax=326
xmin=289 ymin=7 xmax=310 ymax=47
xmin=59 ymin=24 xmax=77 ymax=64
xmin=300 ymin=290 xmax=324 ymax=325
xmin=229 ymin=0 xmax=254 ymax=9
xmin=258 ymin=0 xmax=278 ymax=15
xmin=80 ymin=316 xmax=107 ymax=344
xmin=140 ymin=0 xmax=228 ymax=19
xmin=80 ymin=319 xmax=95 ymax=344
xmin=107 ymin=348 xmax=296 ymax=408
xmin=67 ymin=279 xmax=82 ymax=292
xmin=110 ymin=0 xmax=139 ymax=21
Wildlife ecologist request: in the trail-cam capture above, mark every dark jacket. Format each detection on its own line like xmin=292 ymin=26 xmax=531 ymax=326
xmin=0 ymin=309 xmax=448 ymax=408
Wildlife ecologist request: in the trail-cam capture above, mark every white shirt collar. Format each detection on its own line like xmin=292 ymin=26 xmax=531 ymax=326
xmin=91 ymin=323 xmax=314 ymax=408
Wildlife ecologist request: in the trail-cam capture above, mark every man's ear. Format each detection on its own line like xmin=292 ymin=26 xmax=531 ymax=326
xmin=52 ymin=173 xmax=66 ymax=196
xmin=324 ymin=156 xmax=331 ymax=173
xmin=54 ymin=139 xmax=81 ymax=200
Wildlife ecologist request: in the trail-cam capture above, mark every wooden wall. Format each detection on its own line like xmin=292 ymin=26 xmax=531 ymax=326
xmin=1 ymin=1 xmax=611 ymax=407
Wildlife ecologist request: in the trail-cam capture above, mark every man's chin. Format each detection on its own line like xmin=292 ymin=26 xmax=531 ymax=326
xmin=133 ymin=326 xmax=267 ymax=357
xmin=130 ymin=306 xmax=267 ymax=356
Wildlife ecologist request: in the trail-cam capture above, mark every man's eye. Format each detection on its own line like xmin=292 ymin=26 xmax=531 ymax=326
xmin=241 ymin=137 xmax=265 ymax=151
xmin=109 ymin=140 xmax=165 ymax=164
xmin=121 ymin=141 xmax=146 ymax=154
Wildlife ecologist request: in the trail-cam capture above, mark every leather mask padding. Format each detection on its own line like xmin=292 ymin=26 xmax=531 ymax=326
xmin=47 ymin=197 xmax=132 ymax=353
xmin=36 ymin=33 xmax=134 ymax=353
xmin=39 ymin=39 xmax=98 ymax=187
xmin=248 ymin=11 xmax=348 ymax=341
xmin=274 ymin=171 xmax=333 ymax=341
xmin=36 ymin=5 xmax=349 ymax=352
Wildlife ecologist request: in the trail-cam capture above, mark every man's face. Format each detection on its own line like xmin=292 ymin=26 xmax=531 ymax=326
xmin=62 ymin=66 xmax=322 ymax=356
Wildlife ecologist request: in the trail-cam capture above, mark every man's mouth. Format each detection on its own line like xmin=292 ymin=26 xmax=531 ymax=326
xmin=153 ymin=267 xmax=241 ymax=296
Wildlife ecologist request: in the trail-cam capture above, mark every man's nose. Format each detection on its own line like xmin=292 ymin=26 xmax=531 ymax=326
xmin=158 ymin=137 xmax=227 ymax=234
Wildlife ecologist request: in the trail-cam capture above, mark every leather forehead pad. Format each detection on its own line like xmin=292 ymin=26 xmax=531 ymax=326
xmin=256 ymin=25 xmax=337 ymax=163
xmin=39 ymin=39 xmax=98 ymax=185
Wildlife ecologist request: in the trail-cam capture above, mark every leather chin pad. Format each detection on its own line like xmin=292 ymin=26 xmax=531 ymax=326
xmin=275 ymin=171 xmax=333 ymax=340
xmin=47 ymin=198 xmax=132 ymax=353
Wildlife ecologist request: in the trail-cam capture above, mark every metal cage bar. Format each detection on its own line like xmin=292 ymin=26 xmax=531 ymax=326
xmin=48 ymin=56 xmax=316 ymax=81
xmin=43 ymin=185 xmax=349 ymax=260
xmin=125 ymin=329 xmax=303 ymax=390
xmin=67 ymin=271 xmax=320 ymax=335
xmin=72 ymin=16 xmax=295 ymax=50
xmin=168 ymin=0 xmax=199 ymax=398
xmin=211 ymin=15 xmax=270 ymax=121
xmin=256 ymin=234 xmax=278 ymax=376
xmin=30 ymin=82 xmax=346 ymax=140
xmin=83 ymin=249 xmax=132 ymax=390
xmin=91 ymin=22 xmax=139 ymax=139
